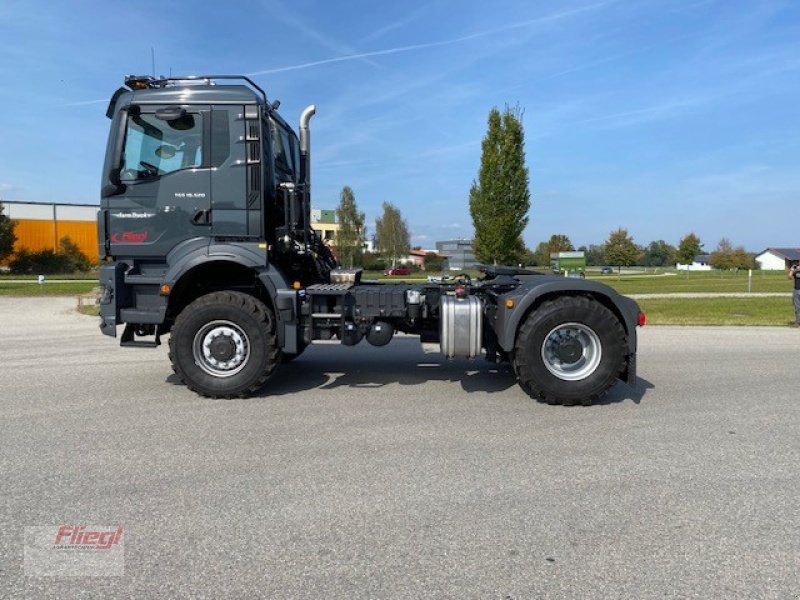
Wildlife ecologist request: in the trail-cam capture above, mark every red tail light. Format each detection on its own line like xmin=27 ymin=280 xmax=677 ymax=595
xmin=638 ymin=311 xmax=646 ymax=327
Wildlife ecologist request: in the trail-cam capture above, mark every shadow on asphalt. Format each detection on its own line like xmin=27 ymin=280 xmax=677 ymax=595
xmin=167 ymin=335 xmax=653 ymax=404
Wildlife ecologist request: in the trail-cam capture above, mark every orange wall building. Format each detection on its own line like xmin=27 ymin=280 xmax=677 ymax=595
xmin=1 ymin=201 xmax=99 ymax=262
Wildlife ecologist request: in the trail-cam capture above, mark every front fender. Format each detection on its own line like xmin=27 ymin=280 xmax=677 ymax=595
xmin=162 ymin=240 xmax=271 ymax=287
xmin=492 ymin=277 xmax=641 ymax=354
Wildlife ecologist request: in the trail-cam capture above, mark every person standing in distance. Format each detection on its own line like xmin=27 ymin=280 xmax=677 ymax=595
xmin=790 ymin=262 xmax=800 ymax=327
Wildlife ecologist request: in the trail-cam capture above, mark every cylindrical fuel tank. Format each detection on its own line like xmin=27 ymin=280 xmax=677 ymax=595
xmin=439 ymin=295 xmax=483 ymax=359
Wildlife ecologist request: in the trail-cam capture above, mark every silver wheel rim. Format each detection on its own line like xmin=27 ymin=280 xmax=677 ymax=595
xmin=192 ymin=320 xmax=250 ymax=378
xmin=541 ymin=322 xmax=602 ymax=381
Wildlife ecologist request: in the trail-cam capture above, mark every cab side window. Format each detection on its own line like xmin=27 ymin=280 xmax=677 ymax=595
xmin=269 ymin=120 xmax=295 ymax=182
xmin=121 ymin=112 xmax=204 ymax=181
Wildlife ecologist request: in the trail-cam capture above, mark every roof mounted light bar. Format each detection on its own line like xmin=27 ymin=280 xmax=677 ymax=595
xmin=123 ymin=74 xmax=268 ymax=104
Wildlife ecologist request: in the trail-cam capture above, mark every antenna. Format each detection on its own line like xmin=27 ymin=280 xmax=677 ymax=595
xmin=151 ymin=47 xmax=155 ymax=77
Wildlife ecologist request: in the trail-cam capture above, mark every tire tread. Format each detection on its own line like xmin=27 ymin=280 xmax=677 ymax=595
xmin=513 ymin=295 xmax=626 ymax=406
xmin=168 ymin=291 xmax=279 ymax=399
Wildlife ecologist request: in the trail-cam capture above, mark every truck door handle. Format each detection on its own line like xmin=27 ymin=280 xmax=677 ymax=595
xmin=191 ymin=209 xmax=211 ymax=225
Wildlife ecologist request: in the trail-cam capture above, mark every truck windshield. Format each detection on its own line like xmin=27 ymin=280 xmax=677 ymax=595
xmin=120 ymin=112 xmax=204 ymax=182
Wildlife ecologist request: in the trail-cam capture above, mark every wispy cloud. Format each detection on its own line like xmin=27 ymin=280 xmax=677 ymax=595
xmin=248 ymin=0 xmax=618 ymax=76
xmin=540 ymin=30 xmax=698 ymax=81
xmin=264 ymin=0 xmax=380 ymax=69
xmin=572 ymin=97 xmax=709 ymax=128
xmin=358 ymin=6 xmax=428 ymax=44
xmin=64 ymin=98 xmax=107 ymax=107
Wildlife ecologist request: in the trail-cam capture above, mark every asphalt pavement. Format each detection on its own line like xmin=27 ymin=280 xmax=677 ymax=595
xmin=1 ymin=297 xmax=798 ymax=599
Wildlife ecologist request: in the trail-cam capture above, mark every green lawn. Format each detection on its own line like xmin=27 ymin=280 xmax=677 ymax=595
xmin=637 ymin=297 xmax=795 ymax=326
xmin=365 ymin=268 xmax=793 ymax=293
xmin=0 ymin=272 xmax=98 ymax=280
xmin=0 ymin=281 xmax=97 ymax=296
xmin=587 ymin=270 xmax=791 ymax=294
xmin=2 ymin=268 xmax=796 ymax=327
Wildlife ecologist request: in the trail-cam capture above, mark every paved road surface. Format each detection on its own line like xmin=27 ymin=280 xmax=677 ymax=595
xmin=1 ymin=297 xmax=798 ymax=598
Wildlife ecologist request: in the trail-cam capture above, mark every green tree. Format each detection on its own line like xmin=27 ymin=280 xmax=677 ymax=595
xmin=375 ymin=202 xmax=410 ymax=267
xmin=334 ymin=186 xmax=365 ymax=268
xmin=423 ymin=252 xmax=444 ymax=272
xmin=642 ymin=240 xmax=677 ymax=267
xmin=709 ymin=238 xmax=734 ymax=270
xmin=579 ymin=244 xmax=605 ymax=267
xmin=58 ymin=236 xmax=92 ymax=271
xmin=533 ymin=234 xmax=574 ymax=266
xmin=676 ymin=232 xmax=703 ymax=266
xmin=519 ymin=246 xmax=535 ymax=265
xmin=710 ymin=238 xmax=752 ymax=270
xmin=731 ymin=246 xmax=754 ymax=270
xmin=469 ymin=105 xmax=531 ymax=265
xmin=532 ymin=241 xmax=549 ymax=266
xmin=0 ymin=202 xmax=17 ymax=262
xmin=603 ymin=228 xmax=639 ymax=271
xmin=547 ymin=234 xmax=574 ymax=254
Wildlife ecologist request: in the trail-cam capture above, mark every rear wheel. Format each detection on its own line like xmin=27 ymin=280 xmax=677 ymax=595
xmin=512 ymin=295 xmax=626 ymax=405
xmin=169 ymin=291 xmax=279 ymax=398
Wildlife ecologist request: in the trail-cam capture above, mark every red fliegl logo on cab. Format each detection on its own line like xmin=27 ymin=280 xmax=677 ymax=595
xmin=54 ymin=525 xmax=124 ymax=550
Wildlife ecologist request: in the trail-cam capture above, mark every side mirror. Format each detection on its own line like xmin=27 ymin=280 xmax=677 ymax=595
xmin=155 ymin=144 xmax=177 ymax=159
xmin=102 ymin=105 xmax=132 ymax=197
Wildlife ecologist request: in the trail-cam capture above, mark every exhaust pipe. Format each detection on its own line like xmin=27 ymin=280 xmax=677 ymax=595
xmin=299 ymin=104 xmax=316 ymax=186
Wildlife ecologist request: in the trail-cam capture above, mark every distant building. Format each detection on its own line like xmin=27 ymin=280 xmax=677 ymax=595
xmin=1 ymin=200 xmax=98 ymax=261
xmin=676 ymin=254 xmax=712 ymax=271
xmin=310 ymin=208 xmax=339 ymax=243
xmin=755 ymin=248 xmax=800 ymax=270
xmin=398 ymin=249 xmax=445 ymax=269
xmin=436 ymin=239 xmax=479 ymax=271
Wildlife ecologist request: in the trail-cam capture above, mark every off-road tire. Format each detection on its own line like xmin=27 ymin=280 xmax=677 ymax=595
xmin=169 ymin=291 xmax=279 ymax=398
xmin=512 ymin=295 xmax=626 ymax=406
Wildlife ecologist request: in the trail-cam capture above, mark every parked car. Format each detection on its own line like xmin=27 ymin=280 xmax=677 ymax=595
xmin=384 ymin=266 xmax=412 ymax=276
xmin=600 ymin=266 xmax=614 ymax=274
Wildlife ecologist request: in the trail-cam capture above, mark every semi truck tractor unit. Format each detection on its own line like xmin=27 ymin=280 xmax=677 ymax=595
xmin=97 ymin=75 xmax=643 ymax=405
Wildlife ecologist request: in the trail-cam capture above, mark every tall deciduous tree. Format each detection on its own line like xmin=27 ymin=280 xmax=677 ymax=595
xmin=676 ymin=233 xmax=703 ymax=265
xmin=375 ymin=202 xmax=410 ymax=267
xmin=469 ymin=105 xmax=530 ymax=265
xmin=334 ymin=186 xmax=365 ymax=268
xmin=710 ymin=238 xmax=753 ymax=270
xmin=731 ymin=246 xmax=754 ymax=270
xmin=579 ymin=244 xmax=605 ymax=267
xmin=0 ymin=202 xmax=16 ymax=262
xmin=533 ymin=234 xmax=574 ymax=265
xmin=709 ymin=238 xmax=734 ymax=270
xmin=604 ymin=228 xmax=639 ymax=271
xmin=642 ymin=240 xmax=677 ymax=267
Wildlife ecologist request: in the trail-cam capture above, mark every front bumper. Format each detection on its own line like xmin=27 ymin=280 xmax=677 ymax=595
xmin=98 ymin=262 xmax=127 ymax=337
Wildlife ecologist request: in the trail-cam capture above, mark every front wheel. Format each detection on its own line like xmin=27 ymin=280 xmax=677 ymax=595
xmin=512 ymin=295 xmax=626 ymax=405
xmin=169 ymin=291 xmax=279 ymax=398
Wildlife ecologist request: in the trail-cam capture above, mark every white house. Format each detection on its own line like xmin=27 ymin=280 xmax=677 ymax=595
xmin=676 ymin=254 xmax=712 ymax=271
xmin=755 ymin=248 xmax=800 ymax=270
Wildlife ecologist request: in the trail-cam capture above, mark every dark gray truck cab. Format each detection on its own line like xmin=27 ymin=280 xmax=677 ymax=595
xmin=98 ymin=75 xmax=642 ymax=405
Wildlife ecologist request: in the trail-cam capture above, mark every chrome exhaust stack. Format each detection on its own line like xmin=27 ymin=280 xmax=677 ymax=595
xmin=299 ymin=104 xmax=316 ymax=186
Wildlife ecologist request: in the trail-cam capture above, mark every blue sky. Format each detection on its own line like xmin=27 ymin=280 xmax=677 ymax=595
xmin=1 ymin=0 xmax=798 ymax=251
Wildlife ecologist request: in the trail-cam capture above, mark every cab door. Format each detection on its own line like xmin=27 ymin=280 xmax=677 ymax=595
xmin=107 ymin=105 xmax=211 ymax=259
